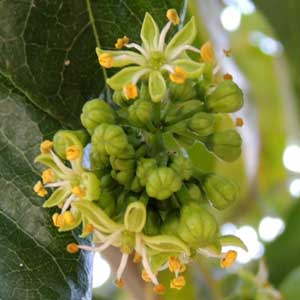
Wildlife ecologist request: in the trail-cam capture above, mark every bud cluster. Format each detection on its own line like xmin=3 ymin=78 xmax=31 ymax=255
xmin=33 ymin=9 xmax=247 ymax=294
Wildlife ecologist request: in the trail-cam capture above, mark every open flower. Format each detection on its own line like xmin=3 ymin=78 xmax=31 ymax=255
xmin=33 ymin=140 xmax=101 ymax=231
xmin=67 ymin=200 xmax=190 ymax=294
xmin=97 ymin=9 xmax=204 ymax=102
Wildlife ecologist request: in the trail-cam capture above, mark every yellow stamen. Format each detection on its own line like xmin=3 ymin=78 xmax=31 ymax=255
xmin=66 ymin=145 xmax=81 ymax=160
xmin=133 ymin=252 xmax=142 ymax=264
xmin=223 ymin=73 xmax=233 ymax=81
xmin=153 ymin=284 xmax=166 ymax=295
xmin=170 ymin=275 xmax=186 ymax=290
xmin=42 ymin=169 xmax=55 ymax=184
xmin=223 ymin=48 xmax=232 ymax=57
xmin=123 ymin=83 xmax=138 ymax=100
xmin=52 ymin=213 xmax=64 ymax=227
xmin=115 ymin=278 xmax=125 ymax=288
xmin=168 ymin=256 xmax=182 ymax=273
xmin=63 ymin=211 xmax=76 ymax=225
xmin=83 ymin=223 xmax=94 ymax=235
xmin=169 ymin=67 xmax=187 ymax=84
xmin=98 ymin=53 xmax=114 ymax=68
xmin=72 ymin=186 xmax=85 ymax=199
xmin=200 ymin=41 xmax=215 ymax=64
xmin=141 ymin=270 xmax=152 ymax=283
xmin=236 ymin=117 xmax=244 ymax=127
xmin=220 ymin=250 xmax=237 ymax=268
xmin=66 ymin=243 xmax=79 ymax=253
xmin=33 ymin=180 xmax=48 ymax=197
xmin=40 ymin=140 xmax=53 ymax=153
xmin=115 ymin=36 xmax=129 ymax=49
xmin=166 ymin=9 xmax=180 ymax=25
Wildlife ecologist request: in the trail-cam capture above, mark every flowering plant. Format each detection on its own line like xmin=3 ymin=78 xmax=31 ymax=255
xmin=33 ymin=8 xmax=247 ymax=295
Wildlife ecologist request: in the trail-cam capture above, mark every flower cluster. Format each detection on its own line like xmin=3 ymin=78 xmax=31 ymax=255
xmin=34 ymin=9 xmax=246 ymax=294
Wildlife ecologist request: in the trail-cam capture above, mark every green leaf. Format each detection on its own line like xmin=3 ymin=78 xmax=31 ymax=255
xmin=0 ymin=76 xmax=92 ymax=300
xmin=0 ymin=0 xmax=184 ymax=128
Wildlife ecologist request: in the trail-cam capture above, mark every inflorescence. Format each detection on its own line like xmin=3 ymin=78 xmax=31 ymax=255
xmin=34 ymin=9 xmax=247 ymax=294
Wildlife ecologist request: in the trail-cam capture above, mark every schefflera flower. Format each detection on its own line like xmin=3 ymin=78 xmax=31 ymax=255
xmin=33 ymin=131 xmax=101 ymax=231
xmin=97 ymin=9 xmax=204 ymax=102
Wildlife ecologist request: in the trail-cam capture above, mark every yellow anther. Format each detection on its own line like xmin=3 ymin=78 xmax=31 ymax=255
xmin=52 ymin=213 xmax=64 ymax=227
xmin=40 ymin=140 xmax=53 ymax=154
xmin=98 ymin=53 xmax=114 ymax=68
xmin=72 ymin=186 xmax=85 ymax=199
xmin=223 ymin=48 xmax=232 ymax=57
xmin=42 ymin=169 xmax=55 ymax=184
xmin=170 ymin=275 xmax=186 ymax=290
xmin=166 ymin=9 xmax=180 ymax=25
xmin=123 ymin=83 xmax=138 ymax=100
xmin=141 ymin=270 xmax=152 ymax=283
xmin=236 ymin=117 xmax=244 ymax=127
xmin=153 ymin=284 xmax=166 ymax=295
xmin=223 ymin=73 xmax=233 ymax=81
xmin=66 ymin=145 xmax=81 ymax=160
xmin=83 ymin=223 xmax=94 ymax=235
xmin=66 ymin=243 xmax=79 ymax=254
xmin=115 ymin=278 xmax=125 ymax=289
xmin=33 ymin=180 xmax=48 ymax=197
xmin=200 ymin=41 xmax=215 ymax=64
xmin=115 ymin=36 xmax=129 ymax=49
xmin=169 ymin=67 xmax=187 ymax=84
xmin=133 ymin=252 xmax=142 ymax=264
xmin=63 ymin=211 xmax=76 ymax=225
xmin=168 ymin=256 xmax=182 ymax=273
xmin=220 ymin=250 xmax=237 ymax=268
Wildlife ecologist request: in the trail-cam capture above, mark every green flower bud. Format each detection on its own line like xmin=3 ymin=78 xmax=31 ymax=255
xmin=173 ymin=133 xmax=194 ymax=148
xmin=100 ymin=174 xmax=115 ymax=189
xmin=143 ymin=209 xmax=162 ymax=236
xmin=169 ymin=80 xmax=197 ymax=102
xmin=92 ymin=123 xmax=129 ymax=156
xmin=128 ymin=99 xmax=154 ymax=129
xmin=187 ymin=183 xmax=204 ymax=202
xmin=80 ymin=99 xmax=116 ymax=135
xmin=110 ymin=156 xmax=135 ymax=171
xmin=90 ymin=148 xmax=110 ymax=172
xmin=170 ymin=155 xmax=193 ymax=180
xmin=112 ymin=90 xmax=129 ymax=107
xmin=205 ymin=129 xmax=242 ymax=162
xmin=139 ymin=82 xmax=151 ymax=101
xmin=136 ymin=158 xmax=157 ymax=186
xmin=165 ymin=100 xmax=204 ymax=124
xmin=53 ymin=130 xmax=88 ymax=159
xmin=130 ymin=176 xmax=143 ymax=193
xmin=146 ymin=167 xmax=182 ymax=201
xmin=96 ymin=190 xmax=115 ymax=217
xmin=111 ymin=169 xmax=134 ymax=186
xmin=188 ymin=112 xmax=215 ymax=137
xmin=203 ymin=173 xmax=238 ymax=210
xmin=124 ymin=201 xmax=147 ymax=233
xmin=178 ymin=202 xmax=218 ymax=247
xmin=161 ymin=211 xmax=180 ymax=236
xmin=205 ymin=81 xmax=243 ymax=113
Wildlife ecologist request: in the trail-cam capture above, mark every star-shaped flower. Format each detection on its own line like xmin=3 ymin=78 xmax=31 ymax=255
xmin=97 ymin=9 xmax=204 ymax=102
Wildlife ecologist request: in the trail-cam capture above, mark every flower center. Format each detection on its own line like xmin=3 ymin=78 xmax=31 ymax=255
xmin=148 ymin=51 xmax=166 ymax=70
